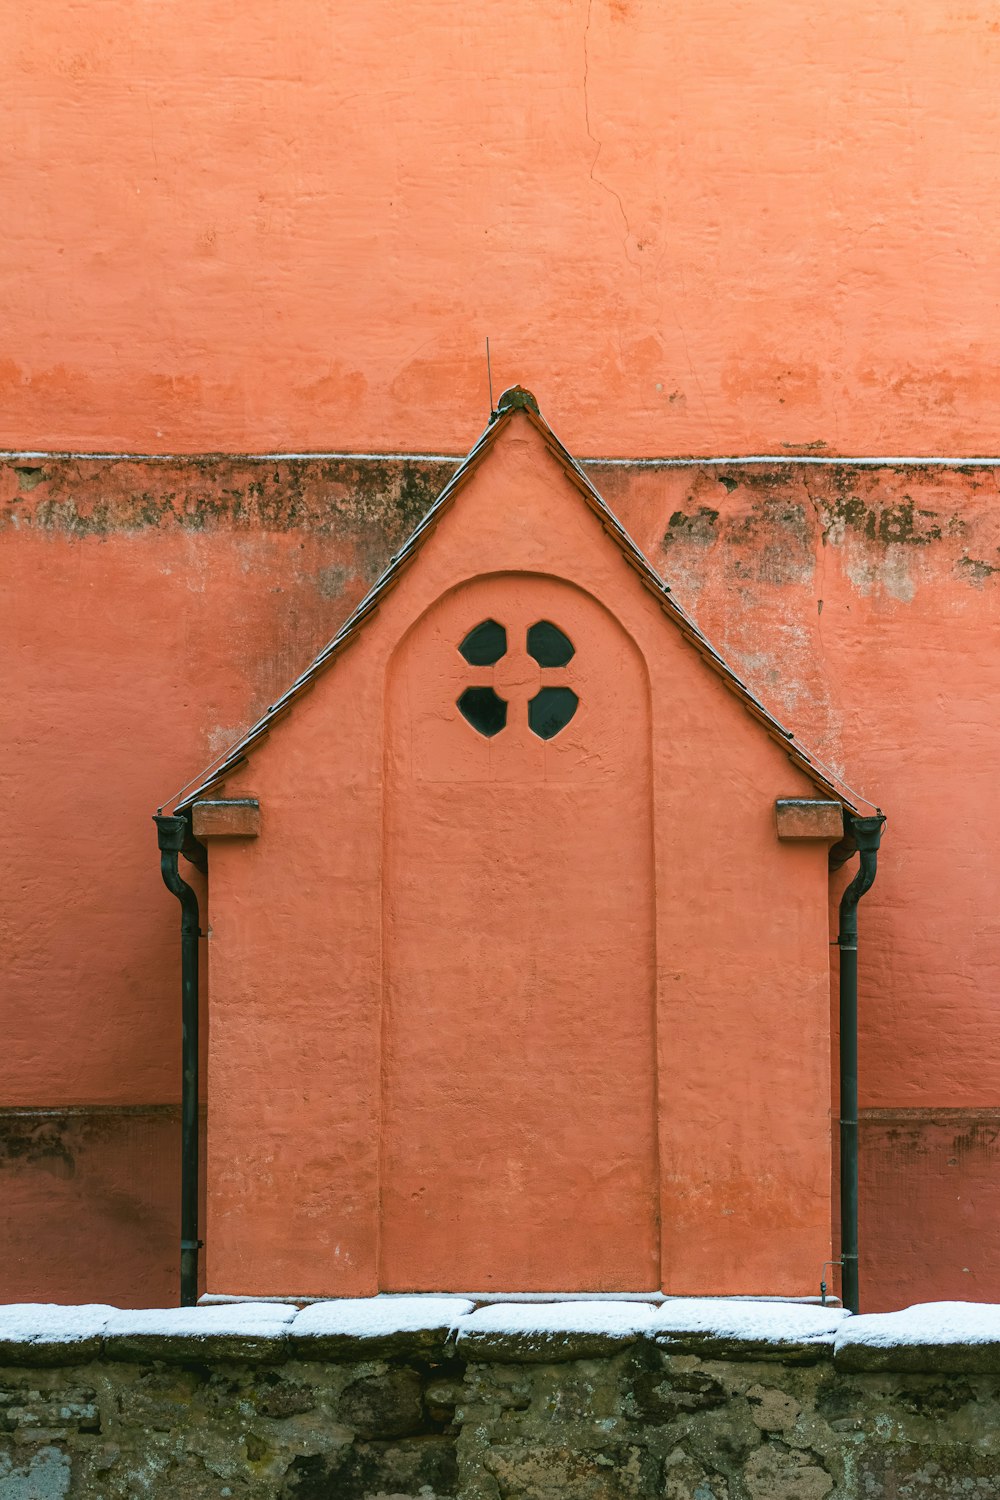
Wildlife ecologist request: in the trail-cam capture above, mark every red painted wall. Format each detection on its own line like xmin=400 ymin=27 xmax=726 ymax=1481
xmin=381 ymin=571 xmax=661 ymax=1294
xmin=202 ymin=417 xmax=835 ymax=1298
xmin=4 ymin=0 xmax=1000 ymax=456
xmin=2 ymin=451 xmax=998 ymax=1308
xmin=2 ymin=0 xmax=999 ymax=1309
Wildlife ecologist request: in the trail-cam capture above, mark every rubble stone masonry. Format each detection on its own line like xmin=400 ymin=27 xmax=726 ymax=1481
xmin=2 ymin=1318 xmax=1000 ymax=1499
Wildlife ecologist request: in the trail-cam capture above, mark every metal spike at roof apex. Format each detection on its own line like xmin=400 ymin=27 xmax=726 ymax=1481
xmin=161 ymin=394 xmax=877 ymax=818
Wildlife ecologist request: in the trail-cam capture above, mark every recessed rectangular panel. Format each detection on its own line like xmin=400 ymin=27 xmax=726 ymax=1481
xmin=382 ymin=572 xmax=659 ymax=1291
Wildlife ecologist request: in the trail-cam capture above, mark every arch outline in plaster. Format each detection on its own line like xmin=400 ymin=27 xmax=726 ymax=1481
xmin=377 ymin=567 xmax=661 ymax=1291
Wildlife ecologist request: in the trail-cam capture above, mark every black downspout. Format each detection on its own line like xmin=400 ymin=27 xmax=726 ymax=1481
xmin=838 ymin=811 xmax=886 ymax=1314
xmin=154 ymin=814 xmax=202 ymax=1307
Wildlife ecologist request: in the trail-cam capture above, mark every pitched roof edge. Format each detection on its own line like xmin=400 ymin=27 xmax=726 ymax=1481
xmin=513 ymin=404 xmax=872 ymax=815
xmin=164 ymin=393 xmax=876 ymax=818
xmin=166 ymin=411 xmax=506 ymax=813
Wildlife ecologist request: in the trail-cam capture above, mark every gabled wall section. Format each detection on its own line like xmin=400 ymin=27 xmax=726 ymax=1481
xmin=201 ymin=411 xmax=834 ymax=1296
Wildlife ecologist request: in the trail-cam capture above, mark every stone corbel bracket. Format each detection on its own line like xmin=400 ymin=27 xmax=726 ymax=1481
xmin=191 ymin=797 xmax=261 ymax=839
xmin=774 ymin=798 xmax=844 ymax=841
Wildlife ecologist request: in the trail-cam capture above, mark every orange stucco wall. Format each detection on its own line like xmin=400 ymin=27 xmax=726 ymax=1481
xmin=2 ymin=448 xmax=998 ymax=1309
xmin=3 ymin=0 xmax=1000 ymax=1310
xmin=382 ymin=572 xmax=660 ymax=1293
xmin=4 ymin=0 xmax=1000 ymax=456
xmin=202 ymin=415 xmax=833 ymax=1297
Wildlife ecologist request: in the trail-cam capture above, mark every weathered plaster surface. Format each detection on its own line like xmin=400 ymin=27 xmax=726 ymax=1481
xmin=6 ymin=1 xmax=1000 ymax=455
xmin=0 ymin=1111 xmax=180 ymax=1309
xmin=198 ymin=417 xmax=834 ymax=1300
xmin=1 ymin=454 xmax=998 ymax=1311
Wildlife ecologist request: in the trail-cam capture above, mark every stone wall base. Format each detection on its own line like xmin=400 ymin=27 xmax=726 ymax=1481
xmin=2 ymin=1344 xmax=998 ymax=1499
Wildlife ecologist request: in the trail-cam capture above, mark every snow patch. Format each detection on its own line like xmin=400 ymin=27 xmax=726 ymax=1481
xmin=835 ymin=1301 xmax=1000 ymax=1352
xmin=459 ymin=1301 xmax=657 ymax=1336
xmin=458 ymin=1291 xmax=666 ymax=1303
xmin=654 ymin=1299 xmax=850 ymax=1342
xmin=103 ymin=1303 xmax=299 ymax=1337
xmin=0 ymin=1304 xmax=116 ymax=1346
xmin=293 ymin=1295 xmax=474 ymax=1337
xmin=13 ymin=1297 xmax=1000 ymax=1357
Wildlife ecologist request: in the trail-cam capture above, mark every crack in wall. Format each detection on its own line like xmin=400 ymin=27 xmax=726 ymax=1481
xmin=582 ymin=0 xmax=631 ymax=253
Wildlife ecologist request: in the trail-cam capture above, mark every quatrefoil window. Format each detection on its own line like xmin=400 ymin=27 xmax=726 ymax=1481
xmin=527 ymin=620 xmax=574 ymax=667
xmin=457 ymin=619 xmax=579 ymax=740
xmin=459 ymin=619 xmax=507 ymax=666
xmin=528 ymin=686 xmax=578 ymax=740
xmin=457 ymin=685 xmax=508 ymax=738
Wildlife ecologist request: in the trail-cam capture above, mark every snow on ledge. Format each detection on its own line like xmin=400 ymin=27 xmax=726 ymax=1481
xmin=655 ymin=1299 xmax=851 ymax=1344
xmin=103 ymin=1303 xmax=300 ymax=1338
xmin=293 ymin=1295 xmax=474 ymax=1338
xmin=0 ymin=1304 xmax=116 ymax=1347
xmin=459 ymin=1301 xmax=657 ymax=1337
xmin=6 ymin=1297 xmax=1000 ymax=1366
xmin=836 ymin=1301 xmax=1000 ymax=1352
xmin=454 ymin=1300 xmax=658 ymax=1361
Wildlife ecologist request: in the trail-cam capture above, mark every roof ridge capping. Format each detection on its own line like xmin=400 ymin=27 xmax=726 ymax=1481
xmin=494 ymin=384 xmax=540 ymax=417
xmin=161 ymin=387 xmax=879 ymax=821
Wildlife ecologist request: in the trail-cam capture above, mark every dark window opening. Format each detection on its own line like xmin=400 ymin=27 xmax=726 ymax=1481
xmin=527 ymin=619 xmax=575 ymax=667
xmin=528 ymin=687 xmax=578 ymax=740
xmin=458 ymin=686 xmax=508 ymax=737
xmin=459 ymin=619 xmax=507 ymax=666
